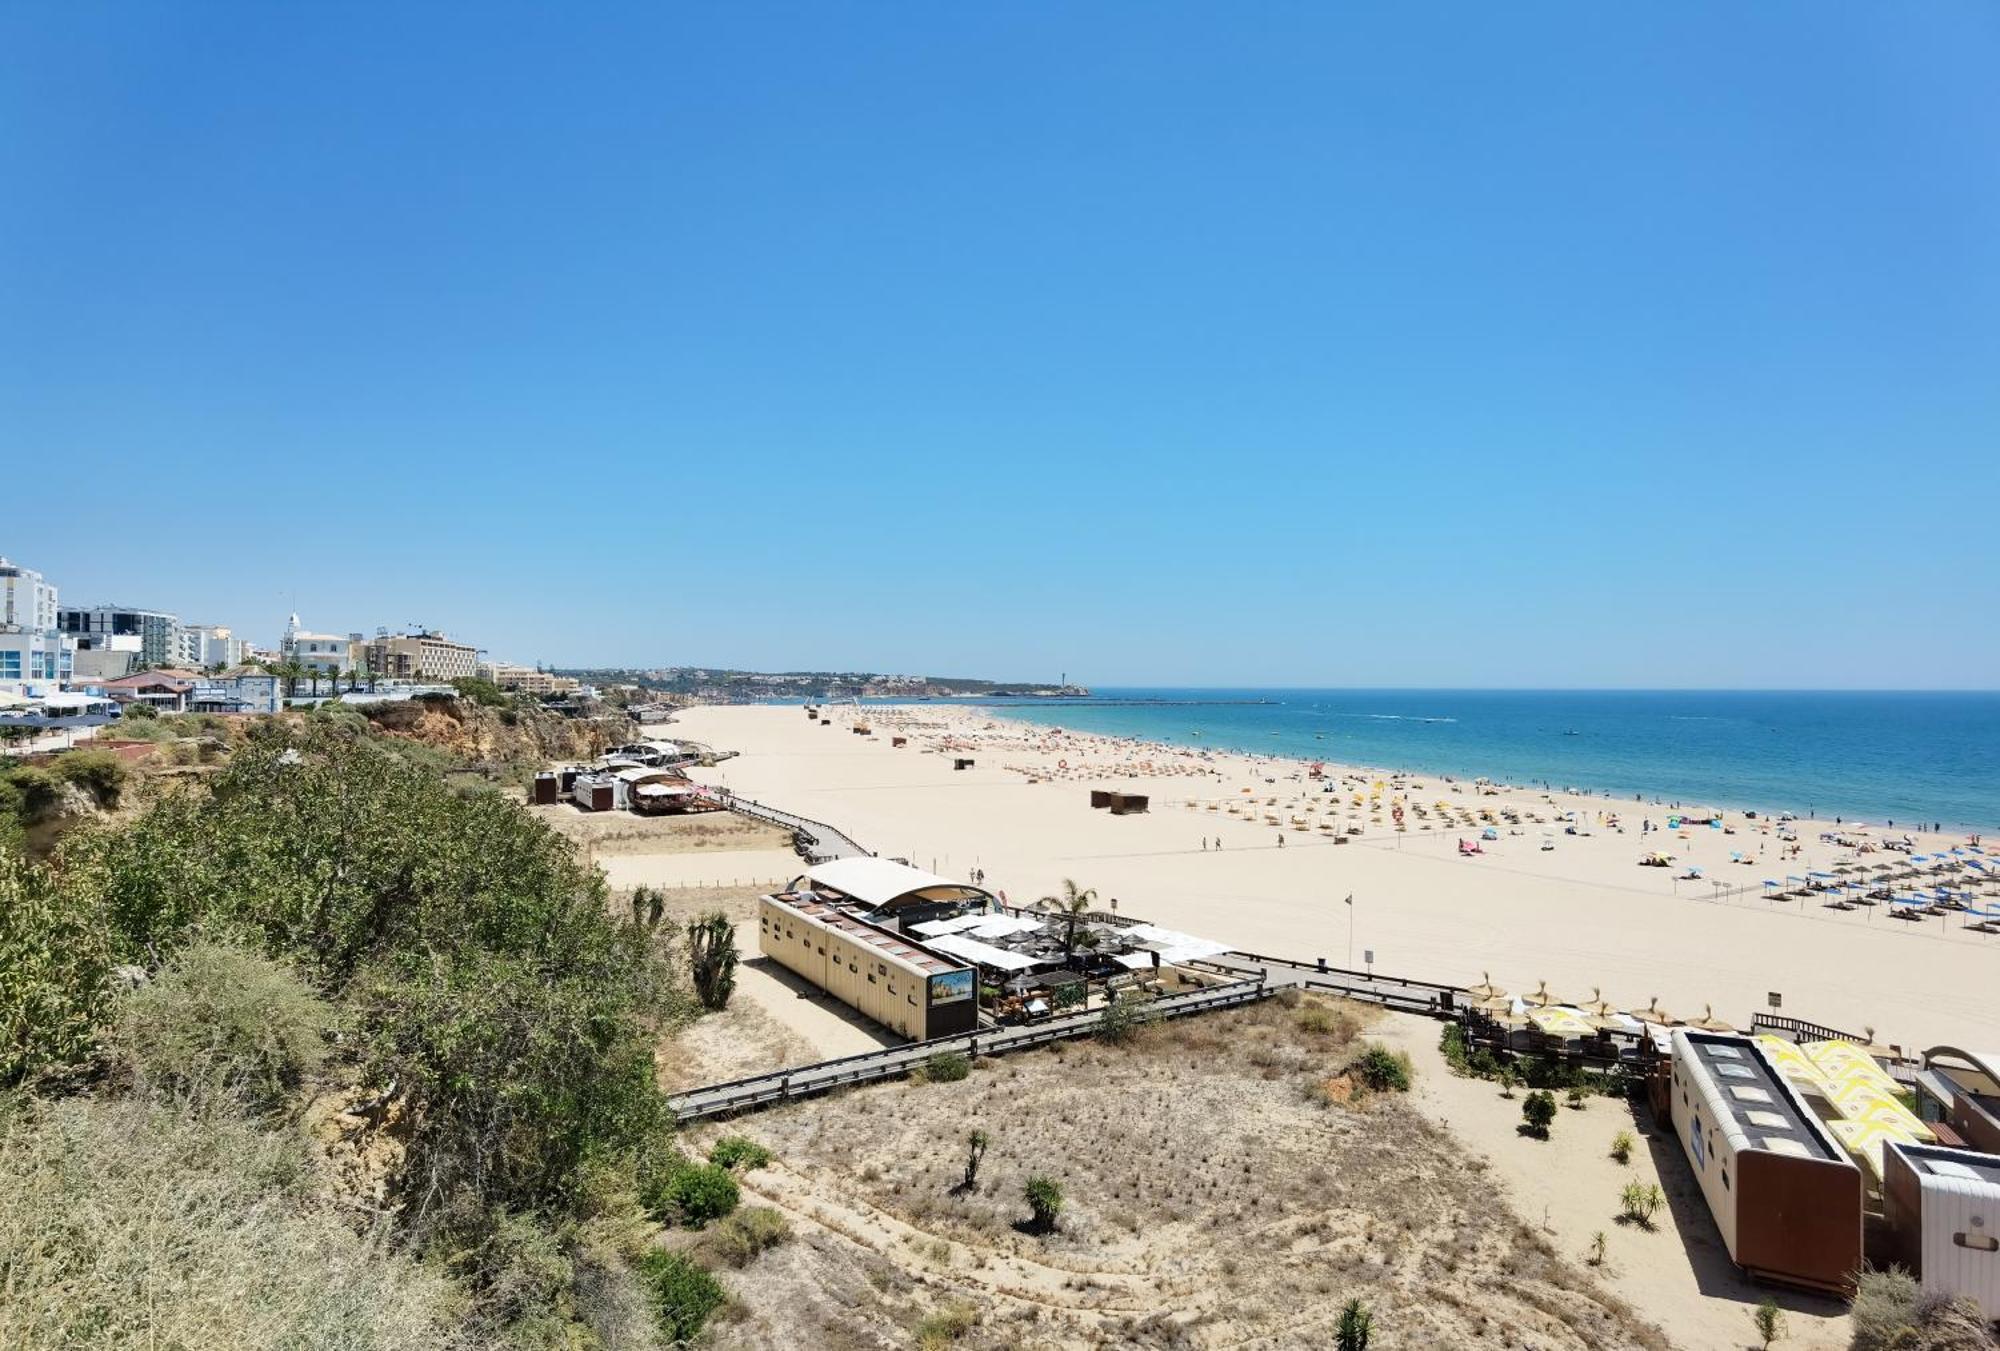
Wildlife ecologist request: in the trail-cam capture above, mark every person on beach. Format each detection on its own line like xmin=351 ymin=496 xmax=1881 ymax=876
xmin=1278 ymin=832 xmax=1285 ymax=847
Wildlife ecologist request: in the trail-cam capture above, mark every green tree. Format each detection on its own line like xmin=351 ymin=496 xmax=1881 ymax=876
xmin=689 ymin=911 xmax=738 ymax=1011
xmin=1024 ymin=1175 xmax=1063 ymax=1234
xmin=1336 ymin=1298 xmax=1373 ymax=1351
xmin=0 ymin=848 xmax=114 ymax=1087
xmin=1041 ymin=877 xmax=1098 ymax=960
xmin=637 ymin=1250 xmax=725 ymax=1343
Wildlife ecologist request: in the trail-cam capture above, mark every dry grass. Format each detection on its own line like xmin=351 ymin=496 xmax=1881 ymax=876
xmin=537 ymin=807 xmax=794 ymax=858
xmin=0 ymin=1096 xmax=470 ymax=1350
xmin=695 ymin=996 xmax=1670 ymax=1350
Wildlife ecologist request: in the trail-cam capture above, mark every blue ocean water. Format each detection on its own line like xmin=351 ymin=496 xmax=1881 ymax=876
xmin=921 ymin=690 xmax=1999 ymax=830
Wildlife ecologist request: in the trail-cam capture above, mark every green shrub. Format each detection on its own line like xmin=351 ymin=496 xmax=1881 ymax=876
xmin=1024 ymin=1175 xmax=1064 ymax=1233
xmin=0 ymin=849 xmax=115 ymax=1087
xmin=1096 ymin=991 xmax=1156 ymax=1044
xmin=664 ymin=1162 xmax=740 ymax=1228
xmin=688 ymin=911 xmax=737 ymax=1011
xmin=1353 ymin=1044 xmax=1413 ymax=1093
xmin=1521 ymin=1089 xmax=1557 ymax=1137
xmin=1619 ymin=1179 xmax=1664 ymax=1228
xmin=705 ymin=1205 xmax=791 ymax=1267
xmin=709 ymin=1135 xmax=772 ymax=1171
xmin=1752 ymin=1296 xmax=1784 ymax=1347
xmin=1610 ymin=1129 xmax=1635 ymax=1164
xmin=1336 ymin=1297 xmax=1373 ymax=1351
xmin=921 ymin=1051 xmax=971 ymax=1083
xmin=113 ymin=940 xmax=334 ymax=1117
xmin=637 ymin=1250 xmax=725 ymax=1343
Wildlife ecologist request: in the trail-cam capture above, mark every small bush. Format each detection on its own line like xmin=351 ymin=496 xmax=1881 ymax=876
xmin=705 ymin=1205 xmax=790 ymax=1267
xmin=51 ymin=749 xmax=129 ymax=809
xmin=1521 ymin=1089 xmax=1557 ymax=1137
xmin=663 ymin=1162 xmax=740 ymax=1228
xmin=709 ymin=1135 xmax=773 ymax=1171
xmin=1097 ymin=992 xmax=1157 ymax=1045
xmin=637 ymin=1250 xmax=725 ymax=1343
xmin=916 ymin=1301 xmax=978 ymax=1349
xmin=1619 ymin=1179 xmax=1664 ymax=1228
xmin=1352 ymin=1044 xmax=1413 ymax=1093
xmin=921 ymin=1051 xmax=971 ymax=1083
xmin=113 ymin=940 xmax=335 ymax=1117
xmin=1610 ymin=1129 xmax=1635 ymax=1164
xmin=1752 ymin=1297 xmax=1784 ymax=1347
xmin=1849 ymin=1264 xmax=1993 ymax=1351
xmin=1336 ymin=1296 xmax=1373 ymax=1351
xmin=1024 ymin=1175 xmax=1064 ymax=1234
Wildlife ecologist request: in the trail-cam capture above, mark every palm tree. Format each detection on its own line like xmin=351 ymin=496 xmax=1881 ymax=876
xmin=276 ymin=659 xmax=305 ymax=699
xmin=1042 ymin=877 xmax=1098 ymax=961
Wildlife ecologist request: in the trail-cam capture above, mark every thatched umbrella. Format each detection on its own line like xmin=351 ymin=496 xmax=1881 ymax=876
xmin=1853 ymin=1025 xmax=1899 ymax=1061
xmin=1687 ymin=1003 xmax=1737 ymax=1033
xmin=1523 ymin=979 xmax=1564 ymax=1010
xmin=1577 ymin=986 xmax=1618 ymax=1019
xmin=1632 ymin=996 xmax=1678 ymax=1026
xmin=1466 ymin=971 xmax=1507 ymax=1002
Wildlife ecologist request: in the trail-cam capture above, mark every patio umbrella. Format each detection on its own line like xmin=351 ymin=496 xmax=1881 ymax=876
xmin=1687 ymin=1003 xmax=1736 ymax=1033
xmin=1854 ymin=1026 xmax=1899 ymax=1061
xmin=1466 ymin=971 xmax=1507 ymax=1001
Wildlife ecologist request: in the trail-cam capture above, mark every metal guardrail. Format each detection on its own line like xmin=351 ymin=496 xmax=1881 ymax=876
xmin=667 ymin=976 xmax=1273 ymax=1121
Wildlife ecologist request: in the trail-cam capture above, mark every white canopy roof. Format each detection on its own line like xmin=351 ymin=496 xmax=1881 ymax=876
xmin=912 ymin=913 xmax=1043 ymax=940
xmin=803 ymin=857 xmax=963 ymax=908
xmin=634 ymin=782 xmax=694 ymax=798
xmin=924 ymin=933 xmax=1040 ymax=972
xmin=1115 ymin=922 xmax=1231 ymax=966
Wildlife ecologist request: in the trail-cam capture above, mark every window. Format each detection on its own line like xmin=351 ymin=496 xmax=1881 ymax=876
xmin=867 ymin=973 xmax=876 ymax=984
xmin=1721 ymin=1166 xmax=1730 ymax=1190
xmin=1954 ymin=1232 xmax=1999 ymax=1253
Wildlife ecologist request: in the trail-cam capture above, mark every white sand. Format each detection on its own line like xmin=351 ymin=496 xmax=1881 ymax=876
xmin=673 ymin=703 xmax=2000 ymax=1052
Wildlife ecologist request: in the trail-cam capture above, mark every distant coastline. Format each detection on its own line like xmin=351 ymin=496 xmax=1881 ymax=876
xmin=927 ymin=688 xmax=1999 ymax=832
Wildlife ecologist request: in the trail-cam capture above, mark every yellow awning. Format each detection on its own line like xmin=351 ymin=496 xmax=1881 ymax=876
xmin=1527 ymin=1006 xmax=1593 ymax=1037
xmin=1827 ymin=1117 xmax=1923 ymax=1178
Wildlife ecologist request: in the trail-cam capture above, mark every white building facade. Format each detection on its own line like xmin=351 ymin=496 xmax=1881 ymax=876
xmin=0 ymin=557 xmax=71 ymax=696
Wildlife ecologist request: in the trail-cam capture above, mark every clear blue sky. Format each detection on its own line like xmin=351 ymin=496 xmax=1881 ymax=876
xmin=4 ymin=4 xmax=1996 ymax=687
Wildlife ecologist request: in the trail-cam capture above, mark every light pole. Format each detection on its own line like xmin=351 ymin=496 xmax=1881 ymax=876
xmin=1345 ymin=893 xmax=1355 ymax=969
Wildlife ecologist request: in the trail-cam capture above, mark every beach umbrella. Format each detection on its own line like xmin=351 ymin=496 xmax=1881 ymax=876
xmin=1523 ymin=979 xmax=1564 ymax=1009
xmin=1687 ymin=1003 xmax=1736 ymax=1033
xmin=1578 ymin=986 xmax=1618 ymax=1019
xmin=1528 ymin=1006 xmax=1593 ymax=1038
xmin=1465 ymin=972 xmax=1507 ymax=1001
xmin=1854 ymin=1026 xmax=1899 ymax=1061
xmin=1632 ymin=996 xmax=1678 ymax=1026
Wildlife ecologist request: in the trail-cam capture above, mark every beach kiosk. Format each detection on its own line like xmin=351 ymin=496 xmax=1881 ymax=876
xmin=1881 ymin=1141 xmax=2000 ymax=1321
xmin=1668 ymin=1029 xmax=1863 ymax=1293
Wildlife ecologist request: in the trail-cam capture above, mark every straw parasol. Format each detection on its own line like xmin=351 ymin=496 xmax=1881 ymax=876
xmin=1523 ymin=979 xmax=1563 ymax=1010
xmin=1854 ymin=1026 xmax=1899 ymax=1061
xmin=1466 ymin=972 xmax=1507 ymax=1002
xmin=1687 ymin=1003 xmax=1737 ymax=1033
xmin=1577 ymin=986 xmax=1618 ymax=1019
xmin=1632 ymin=996 xmax=1678 ymax=1026
xmin=1472 ymin=993 xmax=1523 ymax=1024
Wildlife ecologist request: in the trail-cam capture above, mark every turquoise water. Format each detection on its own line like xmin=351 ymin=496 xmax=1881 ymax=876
xmin=924 ymin=690 xmax=1998 ymax=830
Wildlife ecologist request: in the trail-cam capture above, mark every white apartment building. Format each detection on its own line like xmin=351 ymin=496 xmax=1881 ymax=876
xmin=478 ymin=661 xmax=579 ymax=696
xmin=280 ymin=614 xmax=359 ymax=676
xmin=0 ymin=557 xmax=71 ymax=696
xmin=178 ymin=623 xmax=253 ymax=669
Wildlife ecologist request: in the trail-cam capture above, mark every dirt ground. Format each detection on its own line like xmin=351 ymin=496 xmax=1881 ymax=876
xmin=683 ymin=995 xmax=1671 ymax=1350
xmin=531 ymin=805 xmax=795 ymax=858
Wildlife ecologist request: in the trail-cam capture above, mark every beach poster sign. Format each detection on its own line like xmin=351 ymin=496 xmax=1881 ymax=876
xmin=929 ymin=969 xmax=975 ymax=1005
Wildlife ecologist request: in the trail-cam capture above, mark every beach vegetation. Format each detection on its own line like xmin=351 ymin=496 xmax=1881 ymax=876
xmin=960 ymin=1128 xmax=989 ymax=1192
xmin=1849 ymin=1265 xmax=1993 ymax=1350
xmin=915 ymin=1301 xmax=979 ymax=1348
xmin=637 ymin=1249 xmax=726 ymax=1343
xmin=660 ymin=1161 xmax=740 ymax=1228
xmin=1335 ymin=1297 xmax=1373 ymax=1351
xmin=705 ymin=1205 xmax=791 ymax=1267
xmin=1520 ymin=1090 xmax=1558 ymax=1138
xmin=1610 ymin=1129 xmax=1635 ymax=1164
xmin=1753 ymin=1297 xmax=1785 ymax=1347
xmin=1588 ymin=1230 xmax=1607 ymax=1266
xmin=918 ymin=1050 xmax=972 ymax=1082
xmin=688 ymin=910 xmax=738 ymax=1010
xmin=1024 ymin=1174 xmax=1064 ymax=1233
xmin=709 ymin=1135 xmax=772 ymax=1171
xmin=1097 ymin=991 xmax=1158 ymax=1044
xmin=1353 ymin=1044 xmax=1413 ymax=1093
xmin=1619 ymin=1179 xmax=1664 ymax=1228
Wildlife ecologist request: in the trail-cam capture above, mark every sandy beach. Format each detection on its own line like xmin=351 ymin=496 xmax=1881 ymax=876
xmin=670 ymin=702 xmax=1999 ymax=1054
